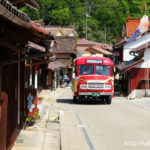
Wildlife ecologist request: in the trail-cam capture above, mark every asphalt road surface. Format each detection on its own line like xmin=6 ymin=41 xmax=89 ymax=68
xmin=55 ymin=87 xmax=150 ymax=150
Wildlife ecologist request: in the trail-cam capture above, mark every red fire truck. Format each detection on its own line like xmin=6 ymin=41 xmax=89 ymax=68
xmin=72 ymin=55 xmax=114 ymax=104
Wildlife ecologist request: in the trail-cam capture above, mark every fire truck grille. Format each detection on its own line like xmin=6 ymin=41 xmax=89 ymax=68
xmin=88 ymin=83 xmax=104 ymax=89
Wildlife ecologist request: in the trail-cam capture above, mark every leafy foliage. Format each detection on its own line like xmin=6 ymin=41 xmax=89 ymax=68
xmin=21 ymin=0 xmax=150 ymax=44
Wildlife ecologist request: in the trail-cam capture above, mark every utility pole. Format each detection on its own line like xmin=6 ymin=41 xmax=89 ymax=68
xmin=85 ymin=5 xmax=90 ymax=40
xmin=85 ymin=5 xmax=88 ymax=40
xmin=145 ymin=13 xmax=149 ymax=97
xmin=104 ymin=27 xmax=107 ymax=44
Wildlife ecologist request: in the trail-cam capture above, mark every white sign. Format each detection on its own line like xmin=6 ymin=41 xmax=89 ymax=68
xmin=87 ymin=59 xmax=102 ymax=63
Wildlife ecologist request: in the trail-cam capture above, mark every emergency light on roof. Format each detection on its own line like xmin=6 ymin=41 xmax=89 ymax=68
xmin=87 ymin=59 xmax=102 ymax=63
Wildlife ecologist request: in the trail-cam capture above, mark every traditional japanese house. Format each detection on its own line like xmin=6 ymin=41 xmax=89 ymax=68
xmin=44 ymin=26 xmax=77 ymax=85
xmin=0 ymin=0 xmax=54 ymax=149
xmin=113 ymin=16 xmax=150 ymax=65
xmin=114 ymin=16 xmax=150 ymax=99
xmin=77 ymin=38 xmax=112 ymax=58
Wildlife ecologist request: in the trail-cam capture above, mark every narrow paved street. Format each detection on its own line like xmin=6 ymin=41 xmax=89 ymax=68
xmin=54 ymin=87 xmax=150 ymax=150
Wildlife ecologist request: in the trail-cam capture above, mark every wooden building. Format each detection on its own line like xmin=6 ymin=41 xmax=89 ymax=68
xmin=47 ymin=61 xmax=67 ymax=89
xmin=77 ymin=38 xmax=112 ymax=58
xmin=0 ymin=0 xmax=54 ymax=150
xmin=84 ymin=45 xmax=112 ymax=57
xmin=114 ymin=16 xmax=150 ymax=99
xmin=45 ymin=26 xmax=77 ymax=85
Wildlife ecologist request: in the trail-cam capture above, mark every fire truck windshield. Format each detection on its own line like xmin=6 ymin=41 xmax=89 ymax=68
xmin=79 ymin=65 xmax=94 ymax=75
xmin=95 ymin=65 xmax=110 ymax=76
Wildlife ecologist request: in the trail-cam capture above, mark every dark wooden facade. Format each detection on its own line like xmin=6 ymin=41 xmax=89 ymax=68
xmin=2 ymin=64 xmax=19 ymax=149
xmin=0 ymin=91 xmax=8 ymax=150
xmin=0 ymin=0 xmax=54 ymax=149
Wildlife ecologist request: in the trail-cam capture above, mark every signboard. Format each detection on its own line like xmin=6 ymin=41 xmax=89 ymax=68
xmin=87 ymin=59 xmax=102 ymax=63
xmin=25 ymin=89 xmax=38 ymax=117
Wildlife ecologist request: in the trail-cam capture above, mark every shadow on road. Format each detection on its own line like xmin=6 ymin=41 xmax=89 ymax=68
xmin=56 ymin=99 xmax=106 ymax=105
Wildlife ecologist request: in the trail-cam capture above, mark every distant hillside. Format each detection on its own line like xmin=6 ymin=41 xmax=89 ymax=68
xmin=21 ymin=0 xmax=150 ymax=44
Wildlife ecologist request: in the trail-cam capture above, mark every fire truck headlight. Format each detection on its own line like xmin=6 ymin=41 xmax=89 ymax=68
xmin=80 ymin=84 xmax=87 ymax=89
xmin=105 ymin=84 xmax=111 ymax=89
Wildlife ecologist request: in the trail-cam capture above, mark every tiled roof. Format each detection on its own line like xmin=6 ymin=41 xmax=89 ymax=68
xmin=85 ymin=46 xmax=112 ymax=55
xmin=0 ymin=0 xmax=30 ymax=23
xmin=94 ymin=44 xmax=113 ymax=51
xmin=30 ymin=21 xmax=50 ymax=37
xmin=77 ymin=47 xmax=90 ymax=57
xmin=52 ymin=37 xmax=77 ymax=54
xmin=45 ymin=26 xmax=77 ymax=37
xmin=48 ymin=61 xmax=67 ymax=70
xmin=9 ymin=0 xmax=40 ymax=9
xmin=45 ymin=26 xmax=60 ymax=35
xmin=28 ymin=41 xmax=45 ymax=52
xmin=113 ymin=39 xmax=126 ymax=49
xmin=0 ymin=0 xmax=54 ymax=41
xmin=116 ymin=58 xmax=144 ymax=72
xmin=77 ymin=38 xmax=98 ymax=45
xmin=62 ymin=27 xmax=74 ymax=35
xmin=126 ymin=17 xmax=150 ymax=38
xmin=130 ymin=42 xmax=150 ymax=54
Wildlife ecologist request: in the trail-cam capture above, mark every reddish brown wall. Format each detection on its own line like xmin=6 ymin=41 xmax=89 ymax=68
xmin=0 ymin=91 xmax=8 ymax=150
xmin=2 ymin=64 xmax=18 ymax=149
xmin=129 ymin=68 xmax=150 ymax=92
xmin=48 ymin=71 xmax=53 ymax=86
xmin=20 ymin=62 xmax=25 ymax=126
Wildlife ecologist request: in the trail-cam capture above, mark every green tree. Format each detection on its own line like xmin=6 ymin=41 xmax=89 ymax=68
xmin=21 ymin=0 xmax=150 ymax=44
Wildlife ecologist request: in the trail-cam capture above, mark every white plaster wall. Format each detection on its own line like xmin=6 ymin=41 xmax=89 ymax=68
xmin=136 ymin=47 xmax=150 ymax=68
xmin=123 ymin=33 xmax=150 ymax=61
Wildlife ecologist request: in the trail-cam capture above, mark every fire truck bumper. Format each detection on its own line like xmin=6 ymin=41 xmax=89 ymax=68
xmin=79 ymin=92 xmax=113 ymax=96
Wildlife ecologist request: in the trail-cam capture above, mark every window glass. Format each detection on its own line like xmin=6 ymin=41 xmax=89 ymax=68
xmin=79 ymin=65 xmax=94 ymax=75
xmin=95 ymin=65 xmax=110 ymax=76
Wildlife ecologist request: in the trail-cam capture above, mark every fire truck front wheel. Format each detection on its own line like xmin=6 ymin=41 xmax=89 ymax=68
xmin=106 ymin=96 xmax=112 ymax=104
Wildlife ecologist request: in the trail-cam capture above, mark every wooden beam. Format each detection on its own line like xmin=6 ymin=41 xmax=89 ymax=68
xmin=0 ymin=40 xmax=24 ymax=51
xmin=12 ymin=0 xmax=25 ymax=4
xmin=25 ymin=60 xmax=49 ymax=67
xmin=1 ymin=20 xmax=42 ymax=44
xmin=0 ymin=5 xmax=30 ymax=29
xmin=25 ymin=56 xmax=56 ymax=67
xmin=0 ymin=52 xmax=50 ymax=66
